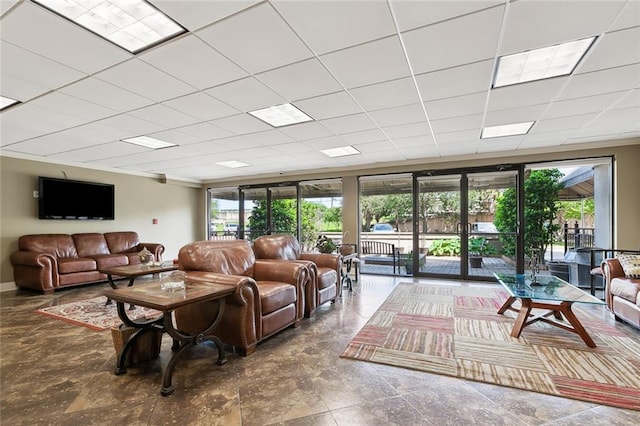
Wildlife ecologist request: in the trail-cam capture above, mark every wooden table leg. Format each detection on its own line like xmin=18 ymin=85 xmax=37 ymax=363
xmin=559 ymin=302 xmax=597 ymax=348
xmin=510 ymin=298 xmax=532 ymax=338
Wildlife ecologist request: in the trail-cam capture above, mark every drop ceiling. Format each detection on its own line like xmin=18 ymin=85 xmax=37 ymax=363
xmin=1 ymin=0 xmax=639 ymax=184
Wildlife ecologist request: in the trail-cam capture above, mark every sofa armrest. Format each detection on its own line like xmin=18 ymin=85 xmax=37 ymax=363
xmin=9 ymin=251 xmax=58 ymax=292
xmin=178 ymin=271 xmax=261 ymax=353
xmin=299 ymin=252 xmax=342 ymax=272
xmin=602 ymin=258 xmax=625 ymax=309
xmin=135 ymin=243 xmax=165 ymax=261
xmin=254 ymin=260 xmax=308 ymax=320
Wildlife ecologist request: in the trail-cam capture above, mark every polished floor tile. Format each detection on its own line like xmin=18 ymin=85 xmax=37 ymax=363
xmin=1 ymin=275 xmax=639 ymax=425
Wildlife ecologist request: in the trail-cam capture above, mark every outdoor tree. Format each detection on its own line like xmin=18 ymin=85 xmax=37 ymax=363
xmin=248 ymin=199 xmax=297 ymax=238
xmin=494 ymin=169 xmax=563 ymax=261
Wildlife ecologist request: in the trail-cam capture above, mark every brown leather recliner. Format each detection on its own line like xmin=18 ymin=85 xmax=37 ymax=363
xmin=252 ymin=235 xmax=341 ymax=318
xmin=176 ymin=240 xmax=308 ymax=356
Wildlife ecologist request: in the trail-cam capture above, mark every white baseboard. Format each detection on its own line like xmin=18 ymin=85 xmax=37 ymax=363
xmin=0 ymin=281 xmax=17 ymax=292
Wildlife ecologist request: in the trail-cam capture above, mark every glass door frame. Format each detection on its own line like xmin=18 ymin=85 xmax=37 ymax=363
xmin=411 ymin=164 xmax=525 ymax=280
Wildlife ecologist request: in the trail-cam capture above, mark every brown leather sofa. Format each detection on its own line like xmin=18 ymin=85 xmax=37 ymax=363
xmin=602 ymin=258 xmax=640 ymax=329
xmin=252 ymin=234 xmax=341 ymax=318
xmin=175 ymin=240 xmax=308 ymax=356
xmin=10 ymin=232 xmax=164 ymax=294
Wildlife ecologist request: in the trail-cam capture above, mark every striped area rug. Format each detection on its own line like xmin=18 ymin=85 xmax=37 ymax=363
xmin=340 ymin=282 xmax=640 ymax=410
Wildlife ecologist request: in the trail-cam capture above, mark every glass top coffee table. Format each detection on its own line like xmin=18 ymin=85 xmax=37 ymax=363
xmin=494 ymin=273 xmax=606 ymax=347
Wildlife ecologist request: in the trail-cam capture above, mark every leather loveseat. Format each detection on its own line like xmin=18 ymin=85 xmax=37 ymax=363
xmin=252 ymin=234 xmax=341 ymax=317
xmin=175 ymin=240 xmax=308 ymax=356
xmin=602 ymin=257 xmax=640 ymax=329
xmin=10 ymin=232 xmax=164 ymax=294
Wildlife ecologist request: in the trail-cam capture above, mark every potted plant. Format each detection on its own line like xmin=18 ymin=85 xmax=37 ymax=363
xmin=404 ymin=250 xmax=425 ymax=275
xmin=315 ymin=235 xmax=337 ymax=254
xmin=469 ymin=237 xmax=489 ymax=268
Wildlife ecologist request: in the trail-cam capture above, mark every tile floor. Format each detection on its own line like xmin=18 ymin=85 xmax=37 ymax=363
xmin=1 ymin=275 xmax=639 ymax=425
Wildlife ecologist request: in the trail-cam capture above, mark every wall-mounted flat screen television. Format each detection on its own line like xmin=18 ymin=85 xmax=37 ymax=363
xmin=38 ymin=177 xmax=115 ymax=220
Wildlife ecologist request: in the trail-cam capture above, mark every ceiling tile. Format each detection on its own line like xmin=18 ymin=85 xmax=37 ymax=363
xmin=190 ymin=136 xmax=261 ymax=154
xmin=382 ymin=122 xmax=432 ymax=140
xmin=425 ymin=92 xmax=488 ymax=120
xmin=170 ymin=122 xmax=234 ymax=143
xmin=477 ymin=135 xmax=524 ymax=153
xmin=391 ymin=0 xmax=504 ymax=32
xmin=98 ymin=114 xmax=167 ymax=137
xmin=610 ymin=1 xmax=640 ymax=31
xmin=141 ymin=35 xmax=248 ymax=90
xmin=210 ymin=114 xmax=273 ymax=134
xmin=244 ymin=129 xmax=294 ymax=146
xmin=484 ymin=105 xmax=547 ymax=127
xmin=558 ymin=64 xmax=640 ymax=100
xmin=257 ymin=58 xmax=343 ymax=101
xmin=0 ymin=104 xmax=87 ymax=145
xmin=127 ymin=104 xmax=200 ymax=128
xmin=0 ymin=41 xmax=86 ymax=100
xmin=392 ymin=135 xmax=436 ymax=149
xmin=196 ymin=2 xmax=312 ymax=74
xmin=91 ymin=146 xmax=202 ymax=167
xmin=415 ymin=60 xmax=494 ymax=102
xmin=402 ymin=6 xmax=504 ymax=74
xmin=431 ymin=114 xmax=483 ymax=135
xmin=586 ymin=107 xmax=640 ymax=130
xmin=152 ymin=0 xmax=260 ymax=31
xmin=205 ymin=77 xmax=286 ymax=112
xmin=578 ymin=27 xmax=640 ymax=74
xmin=2 ymin=1 xmax=130 ymax=74
xmin=28 ymin=91 xmax=117 ymax=121
xmin=368 ymin=103 xmax=425 ymax=128
xmin=611 ymin=89 xmax=640 ymax=110
xmin=339 ymin=129 xmax=389 ymax=145
xmin=277 ymin=121 xmax=335 ymax=141
xmin=272 ymin=0 xmax=396 ymax=54
xmin=437 ymin=141 xmax=478 ymax=156
xmin=95 ymin=58 xmax=196 ymax=102
xmin=320 ymin=113 xmax=377 ymax=135
xmin=146 ymin=129 xmax=205 ymax=146
xmin=435 ymin=129 xmax=479 ymax=145
xmin=542 ymin=92 xmax=628 ymax=120
xmin=302 ymin=136 xmax=348 ymax=150
xmin=349 ymin=78 xmax=420 ymax=111
xmin=294 ymin=91 xmax=363 ymax=121
xmin=532 ymin=113 xmax=599 ymax=133
xmin=59 ymin=77 xmax=154 ymax=112
xmin=500 ymin=0 xmax=627 ymax=55
xmin=320 ymin=36 xmax=411 ymax=88
xmin=488 ymin=77 xmax=569 ymax=111
xmin=163 ymin=92 xmax=239 ymax=121
xmin=47 ymin=141 xmax=147 ymax=162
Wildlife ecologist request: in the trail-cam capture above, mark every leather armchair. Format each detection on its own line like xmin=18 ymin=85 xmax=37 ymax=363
xmin=602 ymin=258 xmax=640 ymax=329
xmin=176 ymin=240 xmax=307 ymax=356
xmin=253 ymin=235 xmax=341 ymax=318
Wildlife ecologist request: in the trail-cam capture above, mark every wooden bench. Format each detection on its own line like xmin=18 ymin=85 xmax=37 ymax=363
xmin=361 ymin=241 xmax=400 ymax=274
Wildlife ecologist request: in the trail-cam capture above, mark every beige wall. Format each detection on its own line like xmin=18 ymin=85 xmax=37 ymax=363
xmin=2 ymin=141 xmax=639 ymax=287
xmin=0 ymin=156 xmax=204 ymax=284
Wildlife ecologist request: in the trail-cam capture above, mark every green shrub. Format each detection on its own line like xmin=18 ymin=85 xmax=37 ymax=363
xmin=429 ymin=239 xmax=460 ymax=256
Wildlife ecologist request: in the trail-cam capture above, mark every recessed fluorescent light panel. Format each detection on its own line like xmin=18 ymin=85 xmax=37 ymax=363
xmin=248 ymin=103 xmax=313 ymax=127
xmin=321 ymin=146 xmax=361 ymax=158
xmin=217 ymin=161 xmax=250 ymax=168
xmin=481 ymin=122 xmax=534 ymax=139
xmin=0 ymin=95 xmax=19 ymax=111
xmin=33 ymin=0 xmax=186 ymax=54
xmin=122 ymin=136 xmax=176 ymax=149
xmin=494 ymin=37 xmax=596 ymax=88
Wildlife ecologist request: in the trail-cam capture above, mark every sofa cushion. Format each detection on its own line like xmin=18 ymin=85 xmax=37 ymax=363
xmin=104 ymin=232 xmax=140 ymax=254
xmin=91 ymin=254 xmax=129 ymax=269
xmin=617 ymin=254 xmax=640 ymax=278
xmin=73 ymin=233 xmax=110 ymax=257
xmin=257 ymin=281 xmax=296 ymax=315
xmin=317 ymin=267 xmax=338 ymax=290
xmin=179 ymin=240 xmax=255 ymax=276
xmin=58 ymin=257 xmax=97 ymax=274
xmin=18 ymin=234 xmax=78 ymax=259
xmin=610 ymin=277 xmax=640 ymax=305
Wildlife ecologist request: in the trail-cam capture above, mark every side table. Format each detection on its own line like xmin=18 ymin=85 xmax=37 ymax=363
xmin=341 ymin=253 xmax=359 ymax=292
xmin=99 ymin=262 xmax=178 ymax=309
xmin=104 ymin=280 xmax=234 ymax=396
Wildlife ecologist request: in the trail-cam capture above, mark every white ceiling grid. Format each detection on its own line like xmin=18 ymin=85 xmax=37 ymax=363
xmin=0 ymin=0 xmax=638 ymax=183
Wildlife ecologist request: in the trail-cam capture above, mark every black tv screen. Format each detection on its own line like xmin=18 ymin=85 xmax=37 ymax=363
xmin=38 ymin=177 xmax=115 ymax=220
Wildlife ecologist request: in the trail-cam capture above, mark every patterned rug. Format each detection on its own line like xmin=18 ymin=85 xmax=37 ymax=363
xmin=35 ymin=296 xmax=161 ymax=331
xmin=340 ymin=282 xmax=640 ymax=410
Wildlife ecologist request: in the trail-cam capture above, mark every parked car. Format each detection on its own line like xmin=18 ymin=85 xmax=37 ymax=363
xmin=370 ymin=223 xmax=395 ymax=232
xmin=472 ymin=222 xmax=498 ymax=233
xmin=223 ymin=223 xmax=239 ymax=234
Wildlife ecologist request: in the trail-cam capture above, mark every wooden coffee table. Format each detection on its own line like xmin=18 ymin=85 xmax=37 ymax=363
xmin=100 ymin=263 xmax=178 ymax=308
xmin=104 ymin=279 xmax=234 ymax=396
xmin=494 ymin=273 xmax=606 ymax=348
